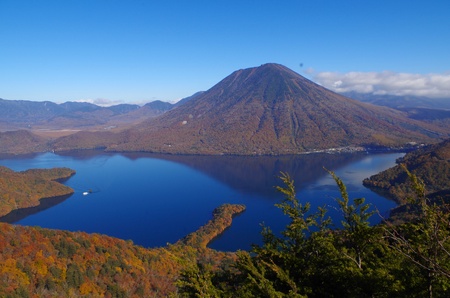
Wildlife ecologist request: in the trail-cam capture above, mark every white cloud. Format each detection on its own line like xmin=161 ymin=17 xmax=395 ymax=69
xmin=73 ymin=99 xmax=95 ymax=104
xmin=74 ymin=98 xmax=125 ymax=107
xmin=312 ymin=71 xmax=450 ymax=98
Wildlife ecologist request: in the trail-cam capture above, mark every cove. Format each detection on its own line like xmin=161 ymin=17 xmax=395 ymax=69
xmin=0 ymin=151 xmax=402 ymax=251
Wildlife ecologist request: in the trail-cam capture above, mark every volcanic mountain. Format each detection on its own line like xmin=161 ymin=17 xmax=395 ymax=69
xmin=55 ymin=63 xmax=448 ymax=155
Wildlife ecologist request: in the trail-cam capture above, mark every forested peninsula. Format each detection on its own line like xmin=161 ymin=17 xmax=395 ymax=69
xmin=178 ymin=204 xmax=246 ymax=248
xmin=0 ymin=166 xmax=75 ymax=218
xmin=363 ymin=139 xmax=450 ymax=205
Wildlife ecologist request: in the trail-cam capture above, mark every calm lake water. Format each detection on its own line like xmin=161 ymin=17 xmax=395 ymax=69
xmin=0 ymin=151 xmax=402 ymax=251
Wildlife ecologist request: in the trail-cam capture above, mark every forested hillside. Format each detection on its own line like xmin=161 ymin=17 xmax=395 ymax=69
xmin=0 ymin=204 xmax=244 ymax=297
xmin=363 ymin=139 xmax=450 ymax=204
xmin=0 ymin=130 xmax=48 ymax=155
xmin=0 ymin=222 xmax=238 ymax=297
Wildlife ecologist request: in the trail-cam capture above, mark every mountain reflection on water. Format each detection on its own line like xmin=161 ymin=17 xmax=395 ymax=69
xmin=0 ymin=150 xmax=402 ymax=251
xmin=120 ymin=152 xmax=366 ymax=198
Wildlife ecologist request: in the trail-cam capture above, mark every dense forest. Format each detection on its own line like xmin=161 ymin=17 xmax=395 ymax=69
xmin=0 ymin=204 xmax=244 ymax=297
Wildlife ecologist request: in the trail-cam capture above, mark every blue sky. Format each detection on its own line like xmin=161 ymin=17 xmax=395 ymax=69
xmin=1 ymin=0 xmax=449 ymax=105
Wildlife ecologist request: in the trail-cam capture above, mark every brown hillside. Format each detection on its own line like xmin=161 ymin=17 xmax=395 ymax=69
xmin=0 ymin=130 xmax=49 ymax=154
xmin=110 ymin=63 xmax=447 ymax=155
xmin=51 ymin=130 xmax=121 ymax=151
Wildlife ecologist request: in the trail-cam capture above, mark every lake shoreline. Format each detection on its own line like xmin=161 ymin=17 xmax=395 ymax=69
xmin=0 ymin=193 xmax=74 ymax=223
xmin=0 ymin=140 xmax=425 ymax=158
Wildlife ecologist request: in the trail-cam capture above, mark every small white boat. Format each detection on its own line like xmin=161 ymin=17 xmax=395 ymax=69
xmin=82 ymin=189 xmax=94 ymax=196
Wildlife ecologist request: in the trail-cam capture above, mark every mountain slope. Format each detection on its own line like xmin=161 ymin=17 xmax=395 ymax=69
xmin=174 ymin=91 xmax=205 ymax=107
xmin=110 ymin=63 xmax=447 ymax=155
xmin=0 ymin=130 xmax=49 ymax=154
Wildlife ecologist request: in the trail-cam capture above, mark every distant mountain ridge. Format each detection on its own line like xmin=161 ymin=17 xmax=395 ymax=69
xmin=0 ymin=91 xmax=207 ymax=132
xmin=103 ymin=63 xmax=448 ymax=155
xmin=0 ymin=98 xmax=135 ymax=124
xmin=342 ymin=92 xmax=450 ymax=131
xmin=0 ymin=98 xmax=180 ymax=131
xmin=341 ymin=92 xmax=450 ymax=110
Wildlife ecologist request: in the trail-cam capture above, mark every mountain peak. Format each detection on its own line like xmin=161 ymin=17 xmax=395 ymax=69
xmin=232 ymin=63 xmax=302 ymax=81
xmin=197 ymin=63 xmax=314 ymax=106
xmin=52 ymin=63 xmax=448 ymax=155
xmin=258 ymin=62 xmax=294 ymax=71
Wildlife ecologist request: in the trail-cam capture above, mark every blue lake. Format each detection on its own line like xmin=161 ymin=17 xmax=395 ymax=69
xmin=0 ymin=151 xmax=402 ymax=251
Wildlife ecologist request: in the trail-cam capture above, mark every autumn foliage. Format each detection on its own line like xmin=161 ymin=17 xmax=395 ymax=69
xmin=0 ymin=166 xmax=75 ymax=217
xmin=0 ymin=209 xmax=241 ymax=297
xmin=178 ymin=204 xmax=246 ymax=248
